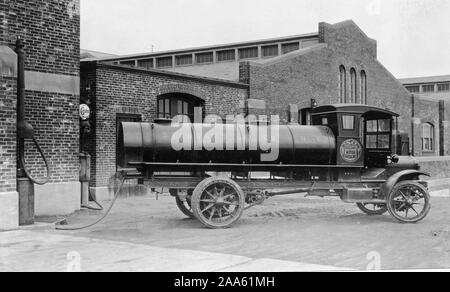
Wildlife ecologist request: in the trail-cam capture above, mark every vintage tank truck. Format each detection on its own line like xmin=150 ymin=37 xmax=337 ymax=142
xmin=117 ymin=104 xmax=431 ymax=229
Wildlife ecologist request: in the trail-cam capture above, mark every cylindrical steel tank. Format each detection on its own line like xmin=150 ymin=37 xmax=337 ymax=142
xmin=118 ymin=121 xmax=336 ymax=168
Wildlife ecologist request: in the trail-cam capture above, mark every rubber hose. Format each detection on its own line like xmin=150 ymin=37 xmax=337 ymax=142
xmin=55 ymin=173 xmax=126 ymax=231
xmin=20 ymin=137 xmax=51 ymax=185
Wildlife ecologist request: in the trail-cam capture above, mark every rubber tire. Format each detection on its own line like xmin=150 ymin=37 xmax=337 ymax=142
xmin=191 ymin=177 xmax=245 ymax=229
xmin=387 ymin=181 xmax=431 ymax=224
xmin=356 ymin=203 xmax=388 ymax=216
xmin=175 ymin=195 xmax=195 ymax=219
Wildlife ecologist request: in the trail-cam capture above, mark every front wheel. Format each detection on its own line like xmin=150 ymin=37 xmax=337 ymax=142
xmin=387 ymin=181 xmax=431 ymax=223
xmin=191 ymin=177 xmax=245 ymax=229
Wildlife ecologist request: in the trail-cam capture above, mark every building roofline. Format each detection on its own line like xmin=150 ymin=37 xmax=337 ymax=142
xmin=399 ymin=75 xmax=450 ymax=85
xmin=83 ymin=61 xmax=249 ymax=89
xmin=82 ymin=32 xmax=319 ymax=62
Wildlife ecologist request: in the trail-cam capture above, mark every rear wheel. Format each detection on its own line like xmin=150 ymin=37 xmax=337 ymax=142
xmin=387 ymin=181 xmax=431 ymax=223
xmin=356 ymin=203 xmax=388 ymax=216
xmin=191 ymin=177 xmax=245 ymax=229
xmin=170 ymin=189 xmax=195 ymax=219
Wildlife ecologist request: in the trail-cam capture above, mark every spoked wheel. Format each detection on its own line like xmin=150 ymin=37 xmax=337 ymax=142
xmin=170 ymin=189 xmax=195 ymax=219
xmin=176 ymin=191 xmax=195 ymax=219
xmin=191 ymin=177 xmax=245 ymax=229
xmin=387 ymin=181 xmax=431 ymax=223
xmin=356 ymin=203 xmax=388 ymax=216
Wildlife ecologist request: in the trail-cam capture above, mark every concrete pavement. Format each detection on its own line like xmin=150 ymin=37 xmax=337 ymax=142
xmin=0 ymin=230 xmax=349 ymax=272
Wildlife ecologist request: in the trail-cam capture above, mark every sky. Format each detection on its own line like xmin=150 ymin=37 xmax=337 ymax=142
xmin=80 ymin=0 xmax=450 ymax=79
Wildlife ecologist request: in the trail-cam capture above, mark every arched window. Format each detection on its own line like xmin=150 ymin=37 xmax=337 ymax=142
xmin=361 ymin=70 xmax=367 ymax=104
xmin=157 ymin=93 xmax=204 ymax=123
xmin=350 ymin=68 xmax=357 ymax=103
xmin=422 ymin=123 xmax=435 ymax=152
xmin=339 ymin=65 xmax=347 ymax=103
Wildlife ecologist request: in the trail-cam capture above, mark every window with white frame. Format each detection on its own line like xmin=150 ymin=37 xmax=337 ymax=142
xmin=422 ymin=123 xmax=434 ymax=152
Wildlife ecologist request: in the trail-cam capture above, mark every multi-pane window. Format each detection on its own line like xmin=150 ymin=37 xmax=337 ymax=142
xmin=406 ymin=86 xmax=420 ymax=93
xmin=137 ymin=59 xmax=154 ymax=70
xmin=157 ymin=96 xmax=203 ymax=122
xmin=120 ymin=60 xmax=136 ymax=67
xmin=360 ymin=70 xmax=367 ymax=104
xmin=365 ymin=119 xmax=391 ymax=149
xmin=156 ymin=57 xmax=173 ymax=68
xmin=238 ymin=47 xmax=258 ymax=60
xmin=281 ymin=42 xmax=300 ymax=54
xmin=422 ymin=84 xmax=435 ymax=92
xmin=217 ymin=49 xmax=235 ymax=62
xmin=262 ymin=45 xmax=279 ymax=57
xmin=176 ymin=54 xmax=193 ymax=66
xmin=422 ymin=123 xmax=434 ymax=152
xmin=195 ymin=52 xmax=214 ymax=64
xmin=339 ymin=65 xmax=347 ymax=103
xmin=438 ymin=83 xmax=450 ymax=92
xmin=350 ymin=68 xmax=357 ymax=103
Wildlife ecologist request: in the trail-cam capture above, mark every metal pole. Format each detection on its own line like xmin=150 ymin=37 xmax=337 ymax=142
xmin=16 ymin=37 xmax=26 ymax=178
xmin=15 ymin=37 xmax=35 ymax=226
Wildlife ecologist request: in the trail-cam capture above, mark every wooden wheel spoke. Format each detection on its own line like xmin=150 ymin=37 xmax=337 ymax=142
xmin=398 ymin=190 xmax=409 ymax=200
xmin=205 ymin=190 xmax=216 ymax=199
xmin=201 ymin=204 xmax=215 ymax=214
xmin=223 ymin=201 xmax=238 ymax=206
xmin=223 ymin=206 xmax=235 ymax=217
xmin=209 ymin=207 xmax=216 ymax=221
xmin=410 ymin=206 xmax=420 ymax=216
xmin=397 ymin=202 xmax=407 ymax=211
xmin=200 ymin=199 xmax=216 ymax=204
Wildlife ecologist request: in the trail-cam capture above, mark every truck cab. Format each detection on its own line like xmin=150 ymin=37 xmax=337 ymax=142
xmin=311 ymin=104 xmax=399 ymax=169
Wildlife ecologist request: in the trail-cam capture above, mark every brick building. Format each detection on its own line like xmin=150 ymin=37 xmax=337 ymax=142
xmin=1 ymin=1 xmax=449 ymax=231
xmin=0 ymin=0 xmax=80 ymax=230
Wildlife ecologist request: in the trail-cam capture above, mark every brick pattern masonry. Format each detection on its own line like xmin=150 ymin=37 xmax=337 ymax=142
xmin=0 ymin=0 xmax=80 ymax=186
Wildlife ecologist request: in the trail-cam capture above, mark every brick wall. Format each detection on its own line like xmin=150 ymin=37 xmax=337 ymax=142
xmin=0 ymin=0 xmax=80 ymax=185
xmin=0 ymin=76 xmax=16 ymax=193
xmin=81 ymin=63 xmax=248 ymax=187
xmin=412 ymin=96 xmax=441 ymax=157
xmin=1 ymin=0 xmax=80 ymax=76
xmin=244 ymin=20 xmax=412 ymax=134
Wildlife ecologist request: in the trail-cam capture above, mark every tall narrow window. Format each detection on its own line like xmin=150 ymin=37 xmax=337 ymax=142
xmin=361 ymin=70 xmax=367 ymax=104
xmin=422 ymin=123 xmax=435 ymax=152
xmin=350 ymin=68 xmax=357 ymax=103
xmin=339 ymin=65 xmax=347 ymax=103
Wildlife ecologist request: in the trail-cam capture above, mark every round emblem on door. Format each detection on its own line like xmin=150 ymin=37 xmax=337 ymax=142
xmin=340 ymin=139 xmax=362 ymax=163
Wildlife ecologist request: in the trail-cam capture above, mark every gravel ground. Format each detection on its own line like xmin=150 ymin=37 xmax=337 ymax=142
xmin=47 ymin=193 xmax=450 ymax=271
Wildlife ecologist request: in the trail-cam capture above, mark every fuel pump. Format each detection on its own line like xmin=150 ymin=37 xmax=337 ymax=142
xmin=79 ymin=103 xmax=91 ymax=208
xmin=15 ymin=38 xmax=51 ymax=225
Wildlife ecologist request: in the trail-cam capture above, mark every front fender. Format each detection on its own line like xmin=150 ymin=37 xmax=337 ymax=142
xmin=380 ymin=170 xmax=430 ymax=198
